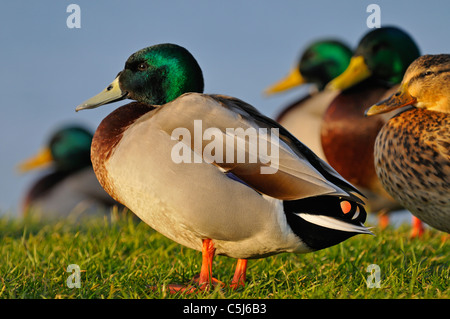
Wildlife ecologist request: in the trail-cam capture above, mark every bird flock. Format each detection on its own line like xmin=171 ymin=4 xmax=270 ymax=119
xmin=17 ymin=26 xmax=449 ymax=292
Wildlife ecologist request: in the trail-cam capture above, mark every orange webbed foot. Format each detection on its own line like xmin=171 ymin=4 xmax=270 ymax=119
xmin=151 ymin=240 xmax=249 ymax=294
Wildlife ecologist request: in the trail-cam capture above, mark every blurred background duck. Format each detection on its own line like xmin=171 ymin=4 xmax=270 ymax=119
xmin=18 ymin=125 xmax=123 ymax=219
xmin=264 ymin=39 xmax=352 ymax=160
xmin=366 ymin=54 xmax=450 ymax=235
xmin=323 ymin=26 xmax=423 ymax=235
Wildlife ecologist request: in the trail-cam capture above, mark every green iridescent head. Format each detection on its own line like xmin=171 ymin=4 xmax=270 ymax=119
xmin=356 ymin=26 xmax=421 ymax=84
xmin=76 ymin=43 xmax=204 ymax=110
xmin=327 ymin=26 xmax=421 ymax=90
xmin=299 ymin=40 xmax=353 ymax=89
xmin=49 ymin=126 xmax=93 ymax=171
xmin=18 ymin=126 xmax=93 ymax=173
xmin=265 ymin=40 xmax=352 ymax=94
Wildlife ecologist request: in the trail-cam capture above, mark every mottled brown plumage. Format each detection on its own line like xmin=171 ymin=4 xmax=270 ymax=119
xmin=367 ymin=54 xmax=450 ymax=233
xmin=374 ymin=108 xmax=449 ymax=231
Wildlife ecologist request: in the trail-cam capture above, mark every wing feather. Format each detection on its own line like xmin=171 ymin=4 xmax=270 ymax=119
xmin=153 ymin=93 xmax=365 ymax=203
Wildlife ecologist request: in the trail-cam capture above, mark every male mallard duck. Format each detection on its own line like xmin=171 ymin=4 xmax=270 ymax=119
xmin=264 ymin=39 xmax=352 ymax=160
xmin=323 ymin=26 xmax=422 ymax=232
xmin=18 ymin=126 xmax=121 ymax=218
xmin=366 ymin=54 xmax=450 ymax=234
xmin=75 ymin=43 xmax=372 ymax=292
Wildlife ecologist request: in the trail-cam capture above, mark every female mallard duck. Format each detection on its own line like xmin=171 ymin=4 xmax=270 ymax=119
xmin=322 ymin=26 xmax=422 ymax=233
xmin=18 ymin=126 xmax=121 ymax=219
xmin=264 ymin=39 xmax=352 ymax=160
xmin=366 ymin=54 xmax=450 ymax=234
xmin=75 ymin=43 xmax=372 ymax=292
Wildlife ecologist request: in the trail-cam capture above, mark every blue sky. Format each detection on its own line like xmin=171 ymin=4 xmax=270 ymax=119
xmin=0 ymin=0 xmax=448 ymax=214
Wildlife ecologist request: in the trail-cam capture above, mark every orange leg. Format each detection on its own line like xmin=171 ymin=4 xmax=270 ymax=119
xmin=197 ymin=238 xmax=222 ymax=289
xmin=378 ymin=213 xmax=390 ymax=230
xmin=166 ymin=239 xmax=224 ymax=294
xmin=410 ymin=216 xmax=425 ymax=238
xmin=230 ymin=259 xmax=248 ymax=289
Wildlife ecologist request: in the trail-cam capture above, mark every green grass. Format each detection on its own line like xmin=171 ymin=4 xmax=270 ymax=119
xmin=0 ymin=210 xmax=448 ymax=299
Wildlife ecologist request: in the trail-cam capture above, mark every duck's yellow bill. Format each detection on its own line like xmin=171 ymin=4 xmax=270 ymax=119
xmin=326 ymin=55 xmax=371 ymax=91
xmin=365 ymin=85 xmax=416 ymax=116
xmin=75 ymin=76 xmax=128 ymax=112
xmin=264 ymin=67 xmax=305 ymax=95
xmin=18 ymin=147 xmax=53 ymax=173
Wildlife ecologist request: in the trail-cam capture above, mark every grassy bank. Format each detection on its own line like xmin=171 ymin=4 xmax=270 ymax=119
xmin=0 ymin=211 xmax=448 ymax=299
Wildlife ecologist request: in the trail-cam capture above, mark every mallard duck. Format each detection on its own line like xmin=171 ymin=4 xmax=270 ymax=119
xmin=18 ymin=126 xmax=121 ymax=219
xmin=322 ymin=26 xmax=422 ymax=232
xmin=75 ymin=43 xmax=372 ymax=292
xmin=366 ymin=54 xmax=450 ymax=234
xmin=264 ymin=39 xmax=352 ymax=160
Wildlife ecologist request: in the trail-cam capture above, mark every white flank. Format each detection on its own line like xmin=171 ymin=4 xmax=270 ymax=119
xmin=296 ymin=213 xmax=374 ymax=234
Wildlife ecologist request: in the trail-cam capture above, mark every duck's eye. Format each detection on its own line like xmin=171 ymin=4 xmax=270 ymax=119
xmin=422 ymin=71 xmax=434 ymax=77
xmin=372 ymin=41 xmax=388 ymax=53
xmin=137 ymin=63 xmax=148 ymax=71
